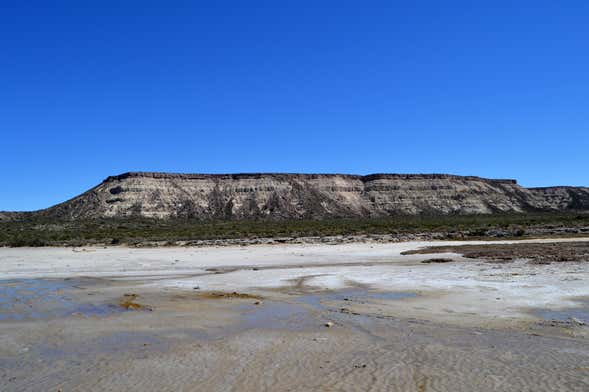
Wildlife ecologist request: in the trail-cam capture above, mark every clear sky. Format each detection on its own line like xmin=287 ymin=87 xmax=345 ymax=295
xmin=2 ymin=1 xmax=588 ymax=211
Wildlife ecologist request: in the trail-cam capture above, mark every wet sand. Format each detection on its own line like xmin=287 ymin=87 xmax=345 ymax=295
xmin=1 ymin=239 xmax=589 ymax=391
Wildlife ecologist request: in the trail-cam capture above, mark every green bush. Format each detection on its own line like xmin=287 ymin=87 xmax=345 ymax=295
xmin=0 ymin=212 xmax=587 ymax=247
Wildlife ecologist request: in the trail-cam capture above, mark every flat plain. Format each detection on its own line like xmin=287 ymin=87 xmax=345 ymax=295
xmin=1 ymin=239 xmax=589 ymax=391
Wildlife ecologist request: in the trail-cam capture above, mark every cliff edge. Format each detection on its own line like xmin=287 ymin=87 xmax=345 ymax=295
xmin=19 ymin=172 xmax=589 ymax=220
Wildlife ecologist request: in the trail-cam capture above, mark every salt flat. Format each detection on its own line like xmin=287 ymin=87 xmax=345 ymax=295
xmin=2 ymin=238 xmax=589 ymax=325
xmin=1 ymin=239 xmax=589 ymax=391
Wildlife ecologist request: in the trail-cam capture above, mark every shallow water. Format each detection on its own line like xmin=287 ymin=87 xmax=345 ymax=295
xmin=295 ymin=288 xmax=417 ymax=310
xmin=36 ymin=331 xmax=167 ymax=362
xmin=534 ymin=300 xmax=589 ymax=324
xmin=228 ymin=288 xmax=417 ymax=334
xmin=237 ymin=301 xmax=317 ymax=331
xmin=0 ymin=278 xmax=122 ymax=321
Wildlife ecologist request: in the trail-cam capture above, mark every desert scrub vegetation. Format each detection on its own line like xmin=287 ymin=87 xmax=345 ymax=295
xmin=0 ymin=212 xmax=588 ymax=247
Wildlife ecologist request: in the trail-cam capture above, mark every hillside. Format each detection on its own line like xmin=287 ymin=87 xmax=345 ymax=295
xmin=14 ymin=172 xmax=589 ymax=220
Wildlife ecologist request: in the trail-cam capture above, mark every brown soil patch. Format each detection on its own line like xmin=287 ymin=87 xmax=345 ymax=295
xmin=119 ymin=294 xmax=152 ymax=311
xmin=421 ymin=258 xmax=454 ymax=264
xmin=404 ymin=242 xmax=589 ymax=264
xmin=198 ymin=291 xmax=263 ymax=300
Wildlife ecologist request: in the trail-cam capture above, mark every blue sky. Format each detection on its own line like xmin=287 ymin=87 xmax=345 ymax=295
xmin=2 ymin=1 xmax=588 ymax=211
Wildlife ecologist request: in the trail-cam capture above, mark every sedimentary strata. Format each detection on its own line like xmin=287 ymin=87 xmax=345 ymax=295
xmin=8 ymin=172 xmax=589 ymax=220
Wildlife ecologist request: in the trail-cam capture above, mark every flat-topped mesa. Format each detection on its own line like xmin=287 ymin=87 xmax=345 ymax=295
xmin=105 ymin=172 xmax=518 ymax=184
xmin=27 ymin=172 xmax=589 ymax=220
xmin=359 ymin=174 xmax=517 ymax=184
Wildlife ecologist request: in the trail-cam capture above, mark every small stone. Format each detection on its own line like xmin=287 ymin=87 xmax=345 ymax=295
xmin=571 ymin=317 xmax=586 ymax=326
xmin=325 ymin=321 xmax=334 ymax=328
xmin=254 ymin=300 xmax=262 ymax=305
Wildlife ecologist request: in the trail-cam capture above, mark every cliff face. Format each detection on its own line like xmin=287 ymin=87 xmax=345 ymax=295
xmin=528 ymin=187 xmax=589 ymax=211
xmin=27 ymin=172 xmax=589 ymax=220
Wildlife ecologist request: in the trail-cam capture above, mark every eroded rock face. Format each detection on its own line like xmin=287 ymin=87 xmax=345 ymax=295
xmin=0 ymin=211 xmax=24 ymax=221
xmin=26 ymin=172 xmax=589 ymax=220
xmin=528 ymin=187 xmax=589 ymax=211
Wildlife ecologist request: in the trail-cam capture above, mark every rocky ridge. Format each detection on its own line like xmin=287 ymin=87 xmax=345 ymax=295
xmin=8 ymin=172 xmax=587 ymax=221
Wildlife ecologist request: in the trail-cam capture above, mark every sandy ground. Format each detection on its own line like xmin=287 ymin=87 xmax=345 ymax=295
xmin=1 ymin=238 xmax=589 ymax=391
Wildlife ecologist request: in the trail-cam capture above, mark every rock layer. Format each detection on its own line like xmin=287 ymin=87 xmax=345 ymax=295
xmin=21 ymin=172 xmax=589 ymax=220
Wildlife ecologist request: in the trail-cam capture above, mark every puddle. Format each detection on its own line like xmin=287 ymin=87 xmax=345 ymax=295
xmin=222 ymin=288 xmax=417 ymax=335
xmin=236 ymin=301 xmax=317 ymax=331
xmin=533 ymin=302 xmax=589 ymax=324
xmin=37 ymin=331 xmax=167 ymax=361
xmin=533 ymin=307 xmax=589 ymax=324
xmin=0 ymin=278 xmax=123 ymax=321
